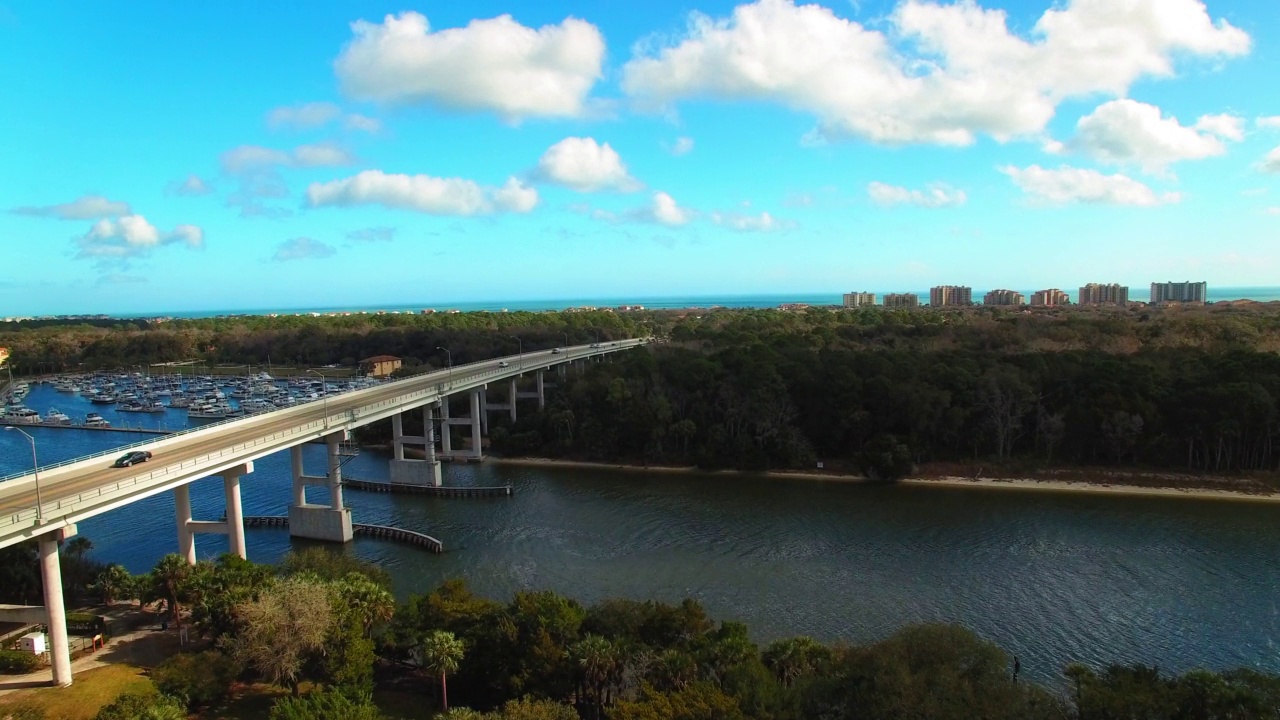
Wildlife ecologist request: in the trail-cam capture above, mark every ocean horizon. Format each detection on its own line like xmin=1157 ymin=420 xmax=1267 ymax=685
xmin=12 ymin=287 xmax=1280 ymax=321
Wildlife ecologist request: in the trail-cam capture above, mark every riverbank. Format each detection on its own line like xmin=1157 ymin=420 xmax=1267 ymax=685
xmin=491 ymin=456 xmax=1280 ymax=503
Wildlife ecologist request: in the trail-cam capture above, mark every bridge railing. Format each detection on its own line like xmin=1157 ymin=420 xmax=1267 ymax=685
xmin=0 ymin=341 xmax=638 ymax=532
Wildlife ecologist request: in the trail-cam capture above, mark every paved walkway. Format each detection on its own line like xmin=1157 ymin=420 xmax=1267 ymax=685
xmin=0 ymin=608 xmax=181 ymax=696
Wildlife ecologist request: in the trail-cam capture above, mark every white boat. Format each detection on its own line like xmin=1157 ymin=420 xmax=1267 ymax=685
xmin=42 ymin=408 xmax=72 ymax=425
xmin=53 ymin=381 xmax=77 ymax=393
xmin=187 ymin=403 xmax=226 ymax=419
xmin=240 ymin=398 xmax=273 ymax=413
xmin=120 ymin=401 xmax=166 ymax=413
xmin=2 ymin=406 xmax=41 ymax=424
xmin=84 ymin=413 xmax=111 ymax=428
xmin=168 ymin=394 xmax=192 ymax=409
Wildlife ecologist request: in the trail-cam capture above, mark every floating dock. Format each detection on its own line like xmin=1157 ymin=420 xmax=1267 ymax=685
xmin=242 ymin=515 xmax=443 ymax=553
xmin=343 ymin=477 xmax=513 ymax=498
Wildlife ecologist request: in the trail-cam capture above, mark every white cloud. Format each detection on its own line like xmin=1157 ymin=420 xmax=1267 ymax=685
xmin=650 ymin=192 xmax=690 ymax=226
xmin=492 ymin=177 xmax=540 ymax=212
xmin=334 ymin=11 xmax=605 ymax=121
xmin=669 ymin=137 xmax=695 ymax=156
xmin=621 ymin=0 xmax=1250 ymax=145
xmin=12 ymin=195 xmax=131 ymax=220
xmin=1257 ymin=116 xmax=1280 ymax=129
xmin=220 ymin=143 xmax=356 ymax=174
xmin=1000 ymin=164 xmax=1181 ymax=206
xmin=345 ymin=114 xmax=381 ymax=133
xmin=268 ymin=102 xmax=342 ymax=129
xmin=267 ymin=102 xmax=382 ymax=133
xmin=1067 ymin=99 xmax=1231 ymax=172
xmin=535 ymin=137 xmax=640 ymax=192
xmin=1266 ymin=207 xmax=1280 ymax=216
xmin=1261 ymin=147 xmax=1280 ymax=173
xmin=867 ymin=181 xmax=967 ymax=208
xmin=76 ymin=215 xmax=204 ymax=259
xmin=711 ymin=210 xmax=793 ymax=231
xmin=346 ymin=227 xmax=396 ymax=242
xmin=273 ymin=237 xmax=336 ymax=262
xmin=1195 ymin=113 xmax=1244 ymax=141
xmin=168 ymin=175 xmax=213 ymax=196
xmin=306 ymin=170 xmax=538 ymax=215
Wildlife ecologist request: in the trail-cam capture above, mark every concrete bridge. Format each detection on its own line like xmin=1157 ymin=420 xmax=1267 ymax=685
xmin=0 ymin=339 xmax=643 ymax=685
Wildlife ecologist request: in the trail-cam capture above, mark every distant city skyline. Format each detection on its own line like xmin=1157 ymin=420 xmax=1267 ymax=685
xmin=3 ymin=0 xmax=1278 ymax=317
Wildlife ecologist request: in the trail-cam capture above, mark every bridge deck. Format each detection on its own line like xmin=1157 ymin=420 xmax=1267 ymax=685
xmin=0 ymin=340 xmax=642 ymax=549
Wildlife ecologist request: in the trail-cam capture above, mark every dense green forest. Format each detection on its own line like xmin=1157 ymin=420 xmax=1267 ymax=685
xmin=6 ymin=547 xmax=1279 ymax=720
xmin=10 ymin=305 xmax=1280 ymax=476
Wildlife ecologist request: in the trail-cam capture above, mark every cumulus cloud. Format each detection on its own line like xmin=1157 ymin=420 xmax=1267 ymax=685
xmin=668 ymin=137 xmax=695 ymax=156
xmin=867 ymin=182 xmax=967 ymax=208
xmin=306 ymin=170 xmax=538 ymax=216
xmin=535 ymin=137 xmax=640 ymax=192
xmin=167 ymin=175 xmax=213 ymax=196
xmin=220 ymin=143 xmax=356 ymax=174
xmin=1001 ymin=164 xmax=1181 ymax=206
xmin=268 ymin=102 xmax=342 ymax=129
xmin=620 ymin=191 xmax=692 ymax=226
xmin=334 ymin=11 xmax=605 ymax=121
xmin=273 ymin=237 xmax=336 ymax=262
xmin=345 ymin=114 xmax=381 ymax=133
xmin=1261 ymin=147 xmax=1280 ymax=174
xmin=12 ymin=195 xmax=131 ymax=220
xmin=267 ymin=102 xmax=382 ymax=133
xmin=1065 ymin=99 xmax=1234 ymax=172
xmin=621 ymin=0 xmax=1250 ymax=145
xmin=76 ymin=215 xmax=205 ymax=259
xmin=710 ymin=210 xmax=793 ymax=231
xmin=346 ymin=227 xmax=396 ymax=242
xmin=1257 ymin=116 xmax=1280 ymax=129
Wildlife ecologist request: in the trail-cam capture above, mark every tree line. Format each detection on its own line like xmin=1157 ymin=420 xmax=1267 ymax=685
xmin=4 ymin=545 xmax=1279 ymax=720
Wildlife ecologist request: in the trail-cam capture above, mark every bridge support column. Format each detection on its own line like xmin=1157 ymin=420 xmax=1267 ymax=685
xmin=480 ymin=390 xmax=490 ymax=435
xmin=388 ymin=407 xmax=442 ymax=487
xmin=287 ymin=433 xmax=353 ymax=543
xmin=391 ymin=413 xmax=405 ymax=460
xmin=174 ymin=484 xmax=196 ymax=564
xmin=221 ymin=463 xmax=250 ymax=560
xmin=509 ymin=378 xmax=518 ymax=422
xmin=38 ymin=524 xmax=76 ymax=687
xmin=537 ymin=370 xmax=545 ymax=409
xmin=290 ymin=446 xmax=306 ymax=505
xmin=440 ymin=396 xmax=453 ymax=456
xmin=470 ymin=389 xmax=483 ymax=460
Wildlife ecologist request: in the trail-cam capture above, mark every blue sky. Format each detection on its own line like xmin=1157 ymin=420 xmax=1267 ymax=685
xmin=2 ymin=0 xmax=1278 ymax=316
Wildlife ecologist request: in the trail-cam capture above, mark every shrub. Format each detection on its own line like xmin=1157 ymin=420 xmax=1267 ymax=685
xmin=151 ymin=649 xmax=237 ymax=709
xmin=0 ymin=649 xmax=43 ymax=674
xmin=268 ymin=691 xmax=383 ymax=720
xmin=92 ymin=693 xmax=185 ymax=720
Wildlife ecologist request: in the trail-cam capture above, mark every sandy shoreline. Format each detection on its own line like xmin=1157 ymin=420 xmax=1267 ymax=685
xmin=490 ymin=456 xmax=1280 ymax=504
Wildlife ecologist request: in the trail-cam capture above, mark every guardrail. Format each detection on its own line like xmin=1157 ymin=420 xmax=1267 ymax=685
xmin=0 ymin=341 xmax=641 ymax=538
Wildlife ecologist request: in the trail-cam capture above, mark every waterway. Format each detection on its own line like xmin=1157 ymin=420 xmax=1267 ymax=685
xmin=3 ymin=383 xmax=1279 ymax=685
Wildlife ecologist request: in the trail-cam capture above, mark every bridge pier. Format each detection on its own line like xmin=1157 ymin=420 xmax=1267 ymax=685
xmin=39 ymin=524 xmax=75 ymax=687
xmin=440 ymin=390 xmax=484 ymax=461
xmin=172 ymin=462 xmax=253 ymax=563
xmin=287 ymin=433 xmax=353 ymax=543
xmin=470 ymin=388 xmax=483 ymax=460
xmin=388 ymin=405 xmax=442 ymax=486
xmin=440 ymin=396 xmax=452 ymax=456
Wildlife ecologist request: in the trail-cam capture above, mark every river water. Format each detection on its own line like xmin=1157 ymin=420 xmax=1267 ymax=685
xmin=3 ymin=383 xmax=1279 ymax=684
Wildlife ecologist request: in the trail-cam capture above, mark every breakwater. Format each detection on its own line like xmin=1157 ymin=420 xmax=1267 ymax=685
xmin=343 ymin=476 xmax=513 ymax=498
xmin=242 ymin=515 xmax=443 ymax=553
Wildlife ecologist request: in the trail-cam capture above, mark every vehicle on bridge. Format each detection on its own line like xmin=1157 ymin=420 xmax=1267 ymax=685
xmin=111 ymin=450 xmax=153 ymax=468
xmin=499 ymin=361 xmax=510 ymax=368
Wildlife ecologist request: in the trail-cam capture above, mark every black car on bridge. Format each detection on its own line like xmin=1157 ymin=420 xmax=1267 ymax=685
xmin=111 ymin=451 xmax=153 ymax=468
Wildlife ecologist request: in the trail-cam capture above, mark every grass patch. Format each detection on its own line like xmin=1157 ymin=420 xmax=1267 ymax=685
xmin=0 ymin=664 xmax=154 ymax=720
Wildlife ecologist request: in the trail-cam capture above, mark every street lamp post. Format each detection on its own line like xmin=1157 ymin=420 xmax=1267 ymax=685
xmin=436 ymin=347 xmax=452 ymax=386
xmin=5 ymin=427 xmax=43 ymax=523
xmin=307 ymin=369 xmax=328 ymax=427
xmin=509 ymin=336 xmax=523 ymax=369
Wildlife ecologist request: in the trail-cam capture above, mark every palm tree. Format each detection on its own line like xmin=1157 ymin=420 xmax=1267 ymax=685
xmin=415 ymin=630 xmax=465 ymax=712
xmin=571 ymin=634 xmax=619 ymax=720
xmin=93 ymin=564 xmax=134 ymax=605
xmin=336 ymin=572 xmax=395 ymax=637
xmin=149 ymin=554 xmax=192 ymax=630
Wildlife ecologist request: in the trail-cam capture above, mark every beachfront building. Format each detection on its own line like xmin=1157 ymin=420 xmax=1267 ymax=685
xmin=1078 ymin=283 xmax=1129 ymax=305
xmin=883 ymin=293 xmax=920 ymax=308
xmin=930 ymin=286 xmax=972 ymax=306
xmin=1031 ymin=289 xmax=1070 ymax=307
xmin=843 ymin=292 xmax=877 ymax=307
xmin=1151 ymin=281 xmax=1207 ymax=304
xmin=983 ymin=289 xmax=1025 ymax=306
